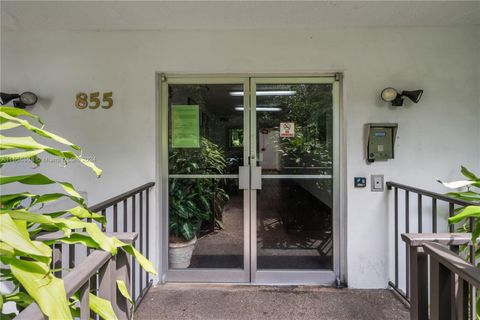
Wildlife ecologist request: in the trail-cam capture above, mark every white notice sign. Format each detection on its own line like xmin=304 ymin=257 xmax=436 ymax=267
xmin=280 ymin=122 xmax=295 ymax=138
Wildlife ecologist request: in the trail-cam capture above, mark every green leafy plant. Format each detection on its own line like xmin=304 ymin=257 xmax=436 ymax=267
xmin=280 ymin=131 xmax=332 ymax=169
xmin=0 ymin=107 xmax=156 ymax=319
xmin=169 ymin=137 xmax=229 ymax=241
xmin=439 ymin=166 xmax=480 ymax=318
xmin=438 ymin=166 xmax=480 ymax=241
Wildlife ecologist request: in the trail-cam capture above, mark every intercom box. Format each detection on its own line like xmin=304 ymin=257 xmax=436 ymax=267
xmin=365 ymin=123 xmax=398 ymax=163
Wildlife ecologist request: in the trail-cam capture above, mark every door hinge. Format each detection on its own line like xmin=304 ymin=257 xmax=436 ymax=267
xmin=335 ymin=73 xmax=343 ymax=81
xmin=161 ymin=73 xmax=167 ymax=82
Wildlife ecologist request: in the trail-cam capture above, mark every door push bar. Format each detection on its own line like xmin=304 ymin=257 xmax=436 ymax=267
xmin=238 ymin=166 xmax=262 ymax=190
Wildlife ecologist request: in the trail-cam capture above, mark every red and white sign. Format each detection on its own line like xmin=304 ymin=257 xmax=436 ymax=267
xmin=280 ymin=122 xmax=295 ymax=138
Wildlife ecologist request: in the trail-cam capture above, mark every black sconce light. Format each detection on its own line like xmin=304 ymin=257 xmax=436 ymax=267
xmin=381 ymin=87 xmax=423 ymax=107
xmin=0 ymin=92 xmax=38 ymax=108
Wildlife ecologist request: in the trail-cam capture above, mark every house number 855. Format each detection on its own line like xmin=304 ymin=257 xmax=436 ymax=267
xmin=75 ymin=92 xmax=113 ymax=109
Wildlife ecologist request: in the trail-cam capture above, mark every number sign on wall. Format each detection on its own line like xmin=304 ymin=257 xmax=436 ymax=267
xmin=75 ymin=92 xmax=113 ymax=109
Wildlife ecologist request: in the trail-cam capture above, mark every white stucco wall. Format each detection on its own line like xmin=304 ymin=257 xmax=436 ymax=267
xmin=2 ymin=26 xmax=479 ymax=288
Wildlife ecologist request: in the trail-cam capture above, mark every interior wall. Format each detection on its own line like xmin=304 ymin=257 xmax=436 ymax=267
xmin=2 ymin=26 xmax=479 ymax=288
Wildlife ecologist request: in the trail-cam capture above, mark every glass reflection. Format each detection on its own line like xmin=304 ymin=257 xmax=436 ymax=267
xmin=256 ymin=83 xmax=334 ymax=270
xmin=168 ymin=84 xmax=244 ymax=269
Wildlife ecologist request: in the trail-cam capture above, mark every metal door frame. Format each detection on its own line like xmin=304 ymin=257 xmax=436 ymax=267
xmin=250 ymin=77 xmax=340 ymax=285
xmin=158 ymin=74 xmax=343 ymax=285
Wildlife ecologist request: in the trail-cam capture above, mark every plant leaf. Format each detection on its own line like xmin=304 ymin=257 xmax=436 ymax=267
xmin=0 ymin=107 xmax=43 ymax=125
xmin=461 ymin=166 xmax=479 ymax=180
xmin=7 ymin=258 xmax=72 ymax=320
xmin=446 ymin=191 xmax=480 ymax=203
xmin=89 ymin=293 xmax=118 ymax=320
xmin=116 ymin=279 xmax=134 ymax=318
xmin=3 ymin=292 xmax=34 ymax=308
xmin=0 ymin=149 xmax=43 ymax=165
xmin=437 ymin=179 xmax=476 ymax=189
xmin=448 ymin=206 xmax=480 ymax=224
xmin=45 ymin=233 xmax=100 ymax=249
xmin=0 ymin=111 xmax=79 ymax=150
xmin=0 ymin=121 xmax=21 ymax=130
xmin=0 ymin=173 xmax=83 ymax=198
xmin=111 ymin=237 xmax=157 ymax=275
xmin=0 ymin=214 xmax=51 ymax=258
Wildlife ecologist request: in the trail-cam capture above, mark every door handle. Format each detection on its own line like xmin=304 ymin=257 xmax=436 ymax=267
xmin=238 ymin=166 xmax=262 ymax=190
xmin=251 ymin=166 xmax=262 ymax=190
xmin=239 ymin=166 xmax=249 ymax=190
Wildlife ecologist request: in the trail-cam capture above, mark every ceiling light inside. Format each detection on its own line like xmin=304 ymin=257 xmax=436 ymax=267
xmin=230 ymin=91 xmax=296 ymax=96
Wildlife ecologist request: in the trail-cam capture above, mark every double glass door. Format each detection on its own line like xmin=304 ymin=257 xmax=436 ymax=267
xmin=162 ymin=76 xmax=339 ymax=284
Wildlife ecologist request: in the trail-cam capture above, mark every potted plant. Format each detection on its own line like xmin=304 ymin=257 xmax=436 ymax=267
xmin=168 ymin=137 xmax=228 ymax=268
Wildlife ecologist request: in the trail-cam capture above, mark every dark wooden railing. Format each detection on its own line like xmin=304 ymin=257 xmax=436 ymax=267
xmin=88 ymin=182 xmax=155 ymax=306
xmin=387 ymin=181 xmax=477 ymax=301
xmin=388 ymin=181 xmax=479 ymax=320
xmin=15 ymin=182 xmax=155 ymax=319
xmin=425 ymin=242 xmax=479 ymax=320
xmin=402 ymin=233 xmax=478 ymax=320
xmin=17 ymin=233 xmax=136 ymax=320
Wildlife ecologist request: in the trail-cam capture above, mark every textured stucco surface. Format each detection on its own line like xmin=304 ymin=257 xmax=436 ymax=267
xmin=136 ymin=284 xmax=409 ymax=320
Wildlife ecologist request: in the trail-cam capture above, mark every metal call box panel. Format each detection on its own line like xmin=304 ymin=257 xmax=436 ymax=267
xmin=365 ymin=123 xmax=398 ymax=163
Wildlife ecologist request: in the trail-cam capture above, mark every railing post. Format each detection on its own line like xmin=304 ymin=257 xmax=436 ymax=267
xmin=53 ymin=243 xmax=62 ymax=277
xmin=116 ymin=250 xmax=132 ymax=320
xmin=79 ymin=281 xmax=90 ymax=320
xmin=430 ymin=258 xmax=452 ymax=320
xmin=417 ymin=194 xmax=422 ymax=233
xmin=394 ymin=187 xmax=399 ymax=287
xmin=409 ymin=246 xmax=428 ymax=320
xmin=469 ymin=218 xmax=476 ymax=320
xmin=98 ymin=255 xmax=117 ymax=316
xmin=456 ymin=278 xmax=469 ymax=320
xmin=405 ymin=190 xmax=410 ymax=298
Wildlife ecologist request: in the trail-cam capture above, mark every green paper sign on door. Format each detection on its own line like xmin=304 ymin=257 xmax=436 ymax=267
xmin=172 ymin=105 xmax=200 ymax=148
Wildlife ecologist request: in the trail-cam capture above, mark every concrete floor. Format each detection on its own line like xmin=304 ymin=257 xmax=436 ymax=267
xmin=135 ymin=284 xmax=409 ymax=320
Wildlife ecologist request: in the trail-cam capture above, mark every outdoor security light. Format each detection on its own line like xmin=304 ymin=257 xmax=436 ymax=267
xmin=381 ymin=87 xmax=423 ymax=107
xmin=0 ymin=91 xmax=38 ymax=108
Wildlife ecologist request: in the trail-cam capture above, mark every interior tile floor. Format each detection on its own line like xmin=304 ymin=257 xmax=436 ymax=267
xmin=136 ymin=284 xmax=409 ymax=320
xmin=190 ymin=179 xmax=333 ymax=269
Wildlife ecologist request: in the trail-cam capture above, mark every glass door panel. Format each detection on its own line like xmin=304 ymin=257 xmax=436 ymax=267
xmin=251 ymin=79 xmax=337 ymax=283
xmin=163 ymin=76 xmax=339 ymax=284
xmin=166 ymin=81 xmax=250 ymax=282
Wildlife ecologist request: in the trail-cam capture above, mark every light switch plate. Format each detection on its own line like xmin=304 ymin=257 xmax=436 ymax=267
xmin=371 ymin=174 xmax=384 ymax=192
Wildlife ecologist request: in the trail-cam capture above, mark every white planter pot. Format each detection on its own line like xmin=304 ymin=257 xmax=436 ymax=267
xmin=168 ymin=236 xmax=197 ymax=269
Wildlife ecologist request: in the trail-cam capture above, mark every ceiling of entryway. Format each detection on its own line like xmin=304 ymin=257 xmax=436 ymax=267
xmin=2 ymin=1 xmax=479 ymax=31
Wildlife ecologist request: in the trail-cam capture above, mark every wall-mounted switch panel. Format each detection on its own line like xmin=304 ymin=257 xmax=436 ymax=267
xmin=354 ymin=177 xmax=367 ymax=188
xmin=371 ymin=175 xmax=384 ymax=192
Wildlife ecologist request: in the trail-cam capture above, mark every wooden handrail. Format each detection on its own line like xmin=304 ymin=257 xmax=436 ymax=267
xmin=15 ymin=233 xmax=135 ymax=320
xmin=33 ymin=231 xmax=138 ymax=243
xmin=424 ymin=242 xmax=480 ymax=288
xmin=403 ymin=233 xmax=480 ymax=320
xmin=88 ymin=182 xmax=155 ymax=213
xmin=401 ymin=233 xmax=474 ymax=247
xmin=386 ymin=181 xmax=478 ymax=207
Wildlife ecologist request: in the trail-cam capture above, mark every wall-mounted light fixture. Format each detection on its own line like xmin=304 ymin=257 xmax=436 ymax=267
xmin=0 ymin=92 xmax=38 ymax=108
xmin=381 ymin=87 xmax=423 ymax=107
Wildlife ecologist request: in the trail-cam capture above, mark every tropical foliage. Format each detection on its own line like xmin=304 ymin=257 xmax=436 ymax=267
xmin=439 ymin=166 xmax=480 ymax=318
xmin=256 ymin=84 xmax=333 ymax=172
xmin=169 ymin=137 xmax=229 ymax=241
xmin=438 ymin=166 xmax=480 ymax=243
xmin=0 ymin=107 xmax=156 ymax=319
